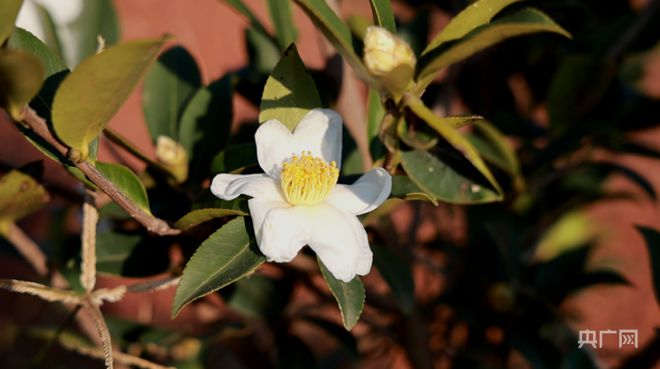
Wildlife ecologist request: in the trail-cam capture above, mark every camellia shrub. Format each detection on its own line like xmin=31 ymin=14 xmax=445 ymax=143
xmin=1 ymin=0 xmax=659 ymax=368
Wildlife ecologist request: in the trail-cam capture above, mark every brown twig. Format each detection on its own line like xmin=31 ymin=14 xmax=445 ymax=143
xmin=18 ymin=107 xmax=180 ymax=236
xmin=5 ymin=223 xmax=49 ymax=276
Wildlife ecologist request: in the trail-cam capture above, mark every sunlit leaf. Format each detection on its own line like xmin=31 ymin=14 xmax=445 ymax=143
xmin=8 ymin=28 xmax=67 ymax=77
xmin=423 ymin=0 xmax=522 ymax=53
xmin=172 ymin=217 xmax=265 ymax=317
xmin=175 ymin=208 xmax=248 ymax=230
xmin=259 ymin=44 xmax=322 ymax=131
xmin=0 ymin=0 xmax=23 ymax=44
xmin=534 ymin=211 xmax=596 ymax=262
xmin=318 ymin=259 xmax=365 ymax=330
xmin=0 ymin=170 xmax=49 ymax=235
xmin=369 ymin=0 xmax=396 ymax=33
xmin=96 ymin=162 xmax=151 ymax=214
xmin=417 ymin=8 xmax=571 ymax=90
xmin=403 ymin=95 xmax=503 ymax=202
xmin=0 ymin=49 xmax=44 ymax=120
xmin=268 ymin=0 xmax=298 ymax=49
xmin=52 ymin=37 xmax=168 ymax=159
xmin=293 ymin=0 xmax=368 ymax=78
xmin=144 ymin=45 xmax=202 ymax=143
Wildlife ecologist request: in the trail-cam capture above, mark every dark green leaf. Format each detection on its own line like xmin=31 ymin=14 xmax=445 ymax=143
xmin=228 ymin=274 xmax=285 ymax=320
xmin=466 ymin=120 xmax=523 ymax=189
xmin=636 ymin=226 xmax=660 ymax=305
xmin=259 ymin=44 xmax=322 ymax=131
xmin=416 ymin=8 xmax=571 ymax=91
xmin=0 ymin=49 xmax=44 ymax=120
xmin=69 ymin=0 xmax=120 ymax=64
xmin=144 ymin=45 xmax=202 ymax=142
xmin=245 ymin=27 xmax=281 ymax=73
xmin=0 ymin=0 xmax=23 ymax=44
xmin=369 ymin=0 xmax=396 ymax=33
xmin=210 ymin=143 xmax=258 ymax=174
xmin=373 ymin=244 xmax=414 ymax=313
xmin=8 ymin=28 xmax=67 ymax=77
xmin=96 ymin=162 xmax=151 ymax=214
xmin=175 ymin=208 xmax=248 ymax=230
xmin=318 ymin=259 xmax=365 ymax=330
xmin=268 ymin=0 xmax=298 ymax=49
xmin=0 ymin=170 xmax=49 ymax=235
xmin=52 ymin=37 xmax=168 ymax=159
xmin=226 ymin=0 xmax=276 ymax=47
xmin=172 ymin=217 xmax=265 ymax=317
xmin=390 ymin=175 xmax=438 ymax=204
xmin=367 ymin=88 xmax=387 ymax=161
xmin=178 ymin=75 xmax=233 ymax=180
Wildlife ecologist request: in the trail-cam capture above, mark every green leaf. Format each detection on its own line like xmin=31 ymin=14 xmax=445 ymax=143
xmin=318 ymin=259 xmax=365 ymax=330
xmin=69 ymin=0 xmax=120 ymax=64
xmin=95 ymin=162 xmax=151 ymax=214
xmin=466 ymin=119 xmax=523 ymax=188
xmin=403 ymin=95 xmax=503 ymax=202
xmin=172 ymin=217 xmax=265 ymax=317
xmin=390 ymin=175 xmax=438 ymax=204
xmin=416 ymin=8 xmax=571 ymax=90
xmin=636 ymin=226 xmax=660 ymax=305
xmin=259 ymin=44 xmax=322 ymax=131
xmin=369 ymin=0 xmax=396 ymax=33
xmin=228 ymin=274 xmax=287 ymax=321
xmin=52 ymin=37 xmax=168 ymax=159
xmin=423 ymin=0 xmax=522 ymax=53
xmin=226 ymin=0 xmax=276 ymax=47
xmin=144 ymin=45 xmax=202 ymax=143
xmin=210 ymin=143 xmax=258 ymax=174
xmin=175 ymin=208 xmax=248 ymax=230
xmin=293 ymin=0 xmax=368 ymax=78
xmin=373 ymin=244 xmax=414 ymax=313
xmin=8 ymin=28 xmax=67 ymax=77
xmin=367 ymin=88 xmax=387 ymax=161
xmin=96 ymin=231 xmax=170 ymax=277
xmin=268 ymin=0 xmax=298 ymax=49
xmin=31 ymin=3 xmax=63 ymax=57
xmin=0 ymin=170 xmax=49 ymax=235
xmin=0 ymin=0 xmax=23 ymax=44
xmin=178 ymin=75 xmax=233 ymax=180
xmin=400 ymin=149 xmax=502 ymax=204
xmin=245 ymin=27 xmax=281 ymax=73
xmin=0 ymin=49 xmax=45 ymax=120
xmin=534 ymin=211 xmax=595 ymax=262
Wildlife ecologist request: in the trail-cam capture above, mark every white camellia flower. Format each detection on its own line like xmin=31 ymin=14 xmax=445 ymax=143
xmin=211 ymin=109 xmax=392 ymax=282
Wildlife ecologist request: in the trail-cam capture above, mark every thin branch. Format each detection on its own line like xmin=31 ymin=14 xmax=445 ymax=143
xmin=84 ymin=299 xmax=114 ymax=369
xmin=18 ymin=107 xmax=180 ymax=236
xmin=4 ymin=223 xmax=49 ymax=276
xmin=0 ymin=278 xmax=82 ymax=304
xmin=61 ymin=342 xmax=176 ymax=369
xmin=80 ymin=193 xmax=98 ymax=292
xmin=126 ymin=276 xmax=180 ymax=293
xmin=91 ymin=286 xmax=127 ymax=305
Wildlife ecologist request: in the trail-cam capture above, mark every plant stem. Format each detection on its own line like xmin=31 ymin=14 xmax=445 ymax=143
xmin=103 ymin=128 xmax=175 ymax=179
xmin=18 ymin=107 xmax=180 ymax=236
xmin=5 ymin=222 xmax=49 ymax=276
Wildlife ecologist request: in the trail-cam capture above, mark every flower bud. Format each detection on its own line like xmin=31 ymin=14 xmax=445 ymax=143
xmin=156 ymin=135 xmax=188 ymax=183
xmin=363 ymin=26 xmax=416 ymax=77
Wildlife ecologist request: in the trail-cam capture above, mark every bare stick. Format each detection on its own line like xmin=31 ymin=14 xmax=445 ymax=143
xmin=5 ymin=223 xmax=49 ymax=276
xmin=80 ymin=193 xmax=98 ymax=292
xmin=18 ymin=107 xmax=180 ymax=236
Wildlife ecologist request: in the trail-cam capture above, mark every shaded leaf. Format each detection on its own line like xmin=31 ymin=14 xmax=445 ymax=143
xmin=96 ymin=231 xmax=170 ymax=277
xmin=403 ymin=95 xmax=503 ymax=202
xmin=245 ymin=27 xmax=281 ymax=73
xmin=228 ymin=274 xmax=288 ymax=321
xmin=69 ymin=0 xmax=120 ymax=64
xmin=318 ymin=259 xmax=365 ymax=330
xmin=390 ymin=175 xmax=438 ymax=204
xmin=466 ymin=120 xmax=524 ymax=189
xmin=373 ymin=244 xmax=415 ymax=313
xmin=52 ymin=37 xmax=168 ymax=159
xmin=210 ymin=143 xmax=258 ymax=174
xmin=636 ymin=226 xmax=660 ymax=305
xmin=226 ymin=0 xmax=276 ymax=47
xmin=268 ymin=0 xmax=298 ymax=49
xmin=259 ymin=44 xmax=322 ymax=130
xmin=8 ymin=27 xmax=67 ymax=77
xmin=369 ymin=0 xmax=396 ymax=33
xmin=172 ymin=217 xmax=265 ymax=317
xmin=416 ymin=8 xmax=571 ymax=90
xmin=367 ymin=88 xmax=387 ymax=161
xmin=96 ymin=162 xmax=151 ymax=214
xmin=0 ymin=49 xmax=44 ymax=120
xmin=0 ymin=0 xmax=23 ymax=44
xmin=144 ymin=45 xmax=202 ymax=143
xmin=175 ymin=208 xmax=248 ymax=230
xmin=423 ymin=0 xmax=522 ymax=53
xmin=0 ymin=170 xmax=49 ymax=234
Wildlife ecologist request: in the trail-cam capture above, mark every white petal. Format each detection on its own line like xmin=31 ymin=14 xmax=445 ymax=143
xmin=325 ymin=168 xmax=392 ymax=215
xmin=255 ymin=109 xmax=343 ymax=177
xmin=256 ymin=204 xmax=308 ymax=263
xmin=306 ymin=203 xmax=372 ymax=282
xmin=211 ymin=173 xmax=284 ymax=202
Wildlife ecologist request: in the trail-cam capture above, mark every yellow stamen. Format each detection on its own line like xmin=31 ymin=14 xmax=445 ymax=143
xmin=280 ymin=151 xmax=339 ymax=205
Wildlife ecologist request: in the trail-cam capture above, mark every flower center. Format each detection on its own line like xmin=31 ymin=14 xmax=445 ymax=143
xmin=280 ymin=151 xmax=339 ymax=206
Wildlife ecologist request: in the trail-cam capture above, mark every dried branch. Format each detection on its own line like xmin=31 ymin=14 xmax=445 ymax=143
xmin=80 ymin=194 xmax=99 ymax=292
xmin=84 ymin=299 xmax=115 ymax=369
xmin=126 ymin=276 xmax=180 ymax=293
xmin=18 ymin=107 xmax=180 ymax=236
xmin=91 ymin=286 xmax=127 ymax=305
xmin=0 ymin=279 xmax=82 ymax=304
xmin=4 ymin=223 xmax=49 ymax=275
xmin=61 ymin=342 xmax=176 ymax=369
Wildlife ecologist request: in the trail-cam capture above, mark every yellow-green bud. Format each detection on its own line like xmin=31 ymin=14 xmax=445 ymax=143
xmin=363 ymin=26 xmax=416 ymax=77
xmin=156 ymin=135 xmax=188 ymax=183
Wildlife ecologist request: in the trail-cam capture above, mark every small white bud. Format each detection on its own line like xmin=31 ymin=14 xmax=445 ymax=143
xmin=363 ymin=26 xmax=416 ymax=77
